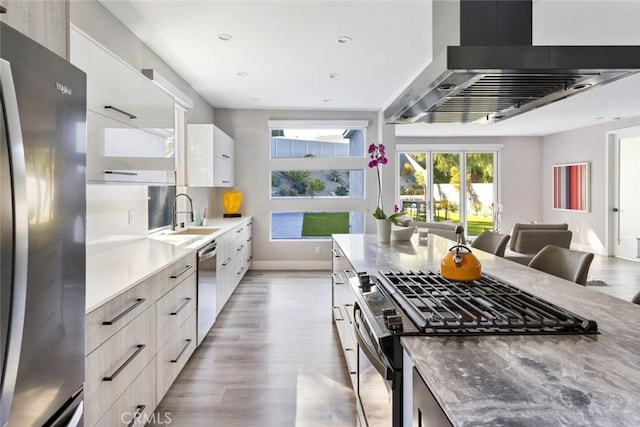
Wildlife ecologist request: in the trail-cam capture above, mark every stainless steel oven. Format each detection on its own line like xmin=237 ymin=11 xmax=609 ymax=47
xmin=354 ymin=302 xmax=394 ymax=427
xmin=197 ymin=240 xmax=217 ymax=346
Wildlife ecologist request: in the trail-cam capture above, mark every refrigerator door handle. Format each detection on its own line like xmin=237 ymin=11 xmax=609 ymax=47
xmin=0 ymin=58 xmax=30 ymax=426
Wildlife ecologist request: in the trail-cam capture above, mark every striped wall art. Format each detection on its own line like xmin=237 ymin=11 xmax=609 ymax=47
xmin=553 ymin=162 xmax=589 ymax=212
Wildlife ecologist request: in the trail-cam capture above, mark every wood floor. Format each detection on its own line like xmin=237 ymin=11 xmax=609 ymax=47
xmin=150 ymin=271 xmax=357 ymax=427
xmin=587 ymin=254 xmax=640 ymax=301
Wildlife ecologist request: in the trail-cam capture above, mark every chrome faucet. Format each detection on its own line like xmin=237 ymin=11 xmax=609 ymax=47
xmin=171 ymin=193 xmax=194 ymax=230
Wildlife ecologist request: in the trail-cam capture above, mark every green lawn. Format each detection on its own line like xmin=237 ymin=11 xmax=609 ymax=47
xmin=302 ymin=212 xmax=349 ymax=237
xmin=434 ymin=212 xmax=493 ymax=236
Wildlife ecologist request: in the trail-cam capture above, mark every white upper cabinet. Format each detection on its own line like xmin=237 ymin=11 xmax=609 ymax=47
xmin=70 ymin=27 xmax=176 ymax=184
xmin=187 ymin=124 xmax=235 ymax=187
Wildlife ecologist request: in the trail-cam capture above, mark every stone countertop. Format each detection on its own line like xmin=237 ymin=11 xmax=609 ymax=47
xmin=333 ymin=233 xmax=640 ymax=426
xmin=86 ymin=217 xmax=251 ymax=313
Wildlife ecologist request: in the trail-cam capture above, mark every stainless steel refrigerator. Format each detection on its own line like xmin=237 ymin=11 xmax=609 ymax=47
xmin=1 ymin=23 xmax=86 ymax=426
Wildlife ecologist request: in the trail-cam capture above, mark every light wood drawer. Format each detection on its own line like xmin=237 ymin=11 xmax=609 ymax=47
xmin=155 ymin=252 xmax=197 ymax=300
xmin=86 ymin=277 xmax=155 ymax=355
xmin=157 ymin=273 xmax=196 ymax=346
xmin=85 ymin=306 xmax=157 ymax=427
xmin=94 ymin=358 xmax=157 ymax=427
xmin=156 ymin=311 xmax=197 ymax=402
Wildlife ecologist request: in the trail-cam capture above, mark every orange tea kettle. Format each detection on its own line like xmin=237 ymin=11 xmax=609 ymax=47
xmin=440 ymin=226 xmax=482 ymax=282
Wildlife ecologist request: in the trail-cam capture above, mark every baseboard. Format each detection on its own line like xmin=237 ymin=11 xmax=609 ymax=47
xmin=570 ymin=242 xmax=608 ymax=256
xmin=250 ymin=260 xmax=332 ymax=270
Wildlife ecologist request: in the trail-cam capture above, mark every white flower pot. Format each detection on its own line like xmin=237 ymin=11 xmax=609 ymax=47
xmin=376 ymin=219 xmax=392 ymax=243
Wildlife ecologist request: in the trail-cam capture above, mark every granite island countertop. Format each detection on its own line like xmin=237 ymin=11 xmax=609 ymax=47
xmin=333 ymin=233 xmax=640 ymax=426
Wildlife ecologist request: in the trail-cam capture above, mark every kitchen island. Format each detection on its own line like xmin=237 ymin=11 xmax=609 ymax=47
xmin=333 ymin=233 xmax=640 ymax=426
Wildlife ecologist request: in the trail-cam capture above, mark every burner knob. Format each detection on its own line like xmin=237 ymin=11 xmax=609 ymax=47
xmin=385 ymin=314 xmax=403 ymax=333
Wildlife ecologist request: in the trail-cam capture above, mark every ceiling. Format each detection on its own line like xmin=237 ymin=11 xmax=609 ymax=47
xmin=100 ymin=0 xmax=640 ymax=137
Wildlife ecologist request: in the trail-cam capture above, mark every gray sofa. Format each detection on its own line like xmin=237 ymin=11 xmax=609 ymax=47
xmin=503 ymin=223 xmax=572 ymax=265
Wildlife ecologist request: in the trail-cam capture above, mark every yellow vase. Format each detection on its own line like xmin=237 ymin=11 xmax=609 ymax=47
xmin=223 ymin=189 xmax=243 ymax=214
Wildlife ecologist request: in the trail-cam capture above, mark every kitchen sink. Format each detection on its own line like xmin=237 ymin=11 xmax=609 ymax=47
xmin=172 ymin=227 xmax=219 ymax=235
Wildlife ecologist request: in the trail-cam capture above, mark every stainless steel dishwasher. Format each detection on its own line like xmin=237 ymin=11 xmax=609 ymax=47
xmin=197 ymin=240 xmax=217 ymax=346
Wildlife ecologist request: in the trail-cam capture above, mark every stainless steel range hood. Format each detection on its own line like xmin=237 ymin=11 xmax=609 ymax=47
xmin=384 ymin=0 xmax=640 ymax=124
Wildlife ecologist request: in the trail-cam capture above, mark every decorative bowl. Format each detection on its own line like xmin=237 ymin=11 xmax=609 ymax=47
xmin=391 ymin=225 xmax=416 ymax=241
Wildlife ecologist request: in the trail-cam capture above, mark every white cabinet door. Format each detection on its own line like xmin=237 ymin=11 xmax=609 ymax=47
xmin=214 ymin=157 xmax=234 ymax=187
xmin=187 ymin=123 xmax=235 ymax=187
xmin=86 ymin=111 xmax=176 ymax=184
xmin=70 ymin=27 xmax=175 ymax=184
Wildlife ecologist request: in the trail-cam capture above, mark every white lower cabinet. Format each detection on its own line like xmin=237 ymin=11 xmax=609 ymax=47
xmin=85 ymin=306 xmax=156 ymax=427
xmin=156 ymin=312 xmax=197 ymax=401
xmin=215 ymin=218 xmax=252 ymax=316
xmin=85 ymin=252 xmax=197 ymax=427
xmin=95 ymin=358 xmax=157 ymax=427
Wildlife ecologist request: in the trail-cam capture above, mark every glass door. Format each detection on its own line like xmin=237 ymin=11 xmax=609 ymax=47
xmin=397 ymin=152 xmax=428 ymax=221
xmin=431 ymin=152 xmax=462 ymax=224
xmin=465 ymin=153 xmax=496 ymax=236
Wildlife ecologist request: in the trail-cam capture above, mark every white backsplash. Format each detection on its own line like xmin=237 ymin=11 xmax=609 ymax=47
xmin=87 ymin=184 xmax=149 ymax=242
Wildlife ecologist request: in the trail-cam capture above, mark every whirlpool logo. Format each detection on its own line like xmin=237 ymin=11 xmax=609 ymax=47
xmin=55 ymin=82 xmax=72 ymax=96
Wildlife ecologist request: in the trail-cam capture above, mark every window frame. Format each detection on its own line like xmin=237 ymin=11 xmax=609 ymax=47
xmin=268 ymin=120 xmax=369 ymax=241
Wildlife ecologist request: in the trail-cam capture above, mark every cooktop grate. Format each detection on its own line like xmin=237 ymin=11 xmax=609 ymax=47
xmin=376 ymin=270 xmax=598 ymax=335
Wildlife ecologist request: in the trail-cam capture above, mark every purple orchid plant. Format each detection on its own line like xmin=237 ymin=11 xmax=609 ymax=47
xmin=368 ymin=143 xmax=404 ymax=223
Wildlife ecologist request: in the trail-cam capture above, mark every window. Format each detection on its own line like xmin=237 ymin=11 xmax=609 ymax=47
xmin=271 ymin=211 xmax=364 ymax=240
xmin=269 ymin=122 xmax=366 ymax=158
xmin=271 ymin=169 xmax=363 ymax=198
xmin=268 ymin=120 xmax=369 ymax=240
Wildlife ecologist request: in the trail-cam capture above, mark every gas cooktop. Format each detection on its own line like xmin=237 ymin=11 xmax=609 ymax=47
xmin=375 ymin=270 xmax=598 ymax=336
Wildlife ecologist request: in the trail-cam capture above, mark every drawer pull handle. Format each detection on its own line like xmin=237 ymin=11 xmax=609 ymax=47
xmin=104 ymin=105 xmax=137 ymax=119
xmin=236 ymin=245 xmax=244 ymax=252
xmin=171 ymin=339 xmax=192 ymax=363
xmin=222 ymin=257 xmax=232 ymax=266
xmin=237 ymin=266 xmax=244 ymax=275
xmin=104 ymin=170 xmax=138 ymax=176
xmin=103 ymin=344 xmax=145 ymax=381
xmin=222 ymin=154 xmax=231 ymax=159
xmin=332 ymin=273 xmax=344 ymax=285
xmin=170 ymin=264 xmax=192 ymax=279
xmin=331 ymin=248 xmax=342 ymax=257
xmin=333 ymin=306 xmax=344 ymax=321
xmin=102 ymin=298 xmax=145 ymax=325
xmin=126 ymin=404 xmax=146 ymax=427
xmin=170 ymin=298 xmax=192 ymax=315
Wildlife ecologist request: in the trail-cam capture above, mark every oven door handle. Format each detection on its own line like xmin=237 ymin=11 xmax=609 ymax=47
xmin=353 ymin=302 xmax=394 ymax=382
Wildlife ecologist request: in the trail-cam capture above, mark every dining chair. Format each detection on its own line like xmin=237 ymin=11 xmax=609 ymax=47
xmin=528 ymin=245 xmax=595 ymax=286
xmin=470 ymin=230 xmax=511 ymax=257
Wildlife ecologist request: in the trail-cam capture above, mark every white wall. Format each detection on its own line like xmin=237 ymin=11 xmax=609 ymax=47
xmin=214 ymin=108 xmax=382 ymax=269
xmin=542 ymin=115 xmax=640 ymax=255
xmin=395 ymin=136 xmax=543 ymax=235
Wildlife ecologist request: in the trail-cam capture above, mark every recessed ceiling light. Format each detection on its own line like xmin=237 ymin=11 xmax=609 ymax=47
xmin=337 ymin=36 xmax=352 ymax=44
xmin=251 ymin=97 xmax=260 ymax=101
xmin=218 ymin=34 xmax=233 ymax=41
xmin=323 ymin=98 xmax=332 ymax=103
xmin=329 ymin=73 xmax=340 ymax=79
xmin=613 ymin=116 xmax=622 ymax=120
xmin=237 ymin=72 xmax=249 ymax=77
xmin=596 ymin=116 xmax=605 ymax=120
